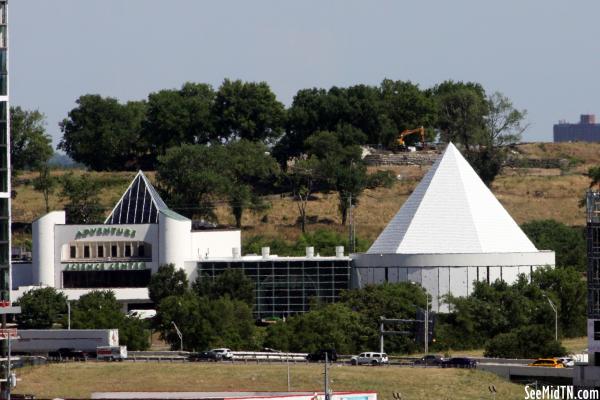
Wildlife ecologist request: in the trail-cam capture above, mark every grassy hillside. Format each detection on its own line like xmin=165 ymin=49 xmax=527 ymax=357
xmin=12 ymin=142 xmax=600 ymax=248
xmin=14 ymin=362 xmax=525 ymax=400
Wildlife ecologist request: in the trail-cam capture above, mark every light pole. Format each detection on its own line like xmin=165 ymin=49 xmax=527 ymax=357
xmin=67 ymin=301 xmax=71 ymax=330
xmin=171 ymin=321 xmax=183 ymax=351
xmin=543 ymin=294 xmax=558 ymax=341
xmin=424 ymin=294 xmax=430 ymax=355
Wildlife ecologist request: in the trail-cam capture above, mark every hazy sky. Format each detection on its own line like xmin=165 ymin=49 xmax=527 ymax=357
xmin=10 ymin=1 xmax=600 ymax=147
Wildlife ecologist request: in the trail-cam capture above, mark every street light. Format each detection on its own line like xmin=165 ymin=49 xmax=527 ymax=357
xmin=67 ymin=300 xmax=71 ymax=330
xmin=171 ymin=321 xmax=183 ymax=351
xmin=542 ymin=294 xmax=558 ymax=341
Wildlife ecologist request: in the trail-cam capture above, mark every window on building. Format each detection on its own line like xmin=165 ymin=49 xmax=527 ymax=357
xmin=70 ymin=246 xmax=76 ymax=259
xmin=595 ymin=321 xmax=600 ymax=341
xmin=125 ymin=245 xmax=132 ymax=257
xmin=138 ymin=244 xmax=145 ymax=258
xmin=83 ymin=246 xmax=90 ymax=258
xmin=97 ymin=246 xmax=104 ymax=258
xmin=111 ymin=245 xmax=118 ymax=258
xmin=63 ymin=269 xmax=152 ymax=289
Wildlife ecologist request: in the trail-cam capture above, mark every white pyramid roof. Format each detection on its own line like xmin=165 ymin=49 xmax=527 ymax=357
xmin=368 ymin=143 xmax=538 ymax=254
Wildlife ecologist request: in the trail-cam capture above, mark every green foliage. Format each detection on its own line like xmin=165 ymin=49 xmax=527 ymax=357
xmin=521 ymin=220 xmax=586 ymax=271
xmin=70 ymin=290 xmax=149 ymax=350
xmin=148 ymin=264 xmax=189 ymax=305
xmin=60 ymin=172 xmax=104 ymax=224
xmin=143 ymin=82 xmax=215 ymax=166
xmin=587 ymin=165 xmax=600 ymax=189
xmin=59 ymin=95 xmax=146 ymax=171
xmin=156 ymin=144 xmax=229 ymax=220
xmin=193 ymin=268 xmax=255 ymax=307
xmin=484 ymin=325 xmax=565 ymax=358
xmin=430 ymin=80 xmax=488 ymax=148
xmin=156 ymin=141 xmax=279 ymax=225
xmin=156 ymin=292 xmax=255 ymax=351
xmin=437 ymin=267 xmax=586 ymax=351
xmin=264 ymin=303 xmax=368 ymax=354
xmin=10 ymin=106 xmax=53 ymax=172
xmin=16 ymin=287 xmax=68 ymax=329
xmin=365 ymin=170 xmax=395 ymax=189
xmin=32 ymin=162 xmax=58 ymax=213
xmin=341 ymin=282 xmax=427 ymax=353
xmin=213 ymin=79 xmax=286 ymax=144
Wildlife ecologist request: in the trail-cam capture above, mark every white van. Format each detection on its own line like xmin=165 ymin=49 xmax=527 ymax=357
xmin=97 ymin=345 xmax=128 ymax=361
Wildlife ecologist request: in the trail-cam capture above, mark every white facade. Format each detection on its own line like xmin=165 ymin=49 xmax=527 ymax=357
xmin=356 ymin=143 xmax=555 ymax=312
xmin=12 ymin=171 xmax=241 ymax=307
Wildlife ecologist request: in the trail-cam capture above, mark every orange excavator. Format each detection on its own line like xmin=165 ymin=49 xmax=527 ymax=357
xmin=396 ymin=126 xmax=426 ymax=150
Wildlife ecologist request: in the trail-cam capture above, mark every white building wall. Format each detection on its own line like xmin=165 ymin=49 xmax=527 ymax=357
xmin=450 ymin=267 xmax=468 ymax=298
xmin=32 ymin=211 xmax=65 ymax=286
xmin=191 ymin=230 xmax=241 ymax=259
xmin=159 ymin=212 xmax=191 ymax=269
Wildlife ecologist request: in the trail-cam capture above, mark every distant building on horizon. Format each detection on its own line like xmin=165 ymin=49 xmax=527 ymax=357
xmin=554 ymin=114 xmax=600 ymax=142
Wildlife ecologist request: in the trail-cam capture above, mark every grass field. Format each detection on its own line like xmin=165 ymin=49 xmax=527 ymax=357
xmin=14 ymin=362 xmax=526 ymax=400
xmin=11 ymin=142 xmax=600 ymax=247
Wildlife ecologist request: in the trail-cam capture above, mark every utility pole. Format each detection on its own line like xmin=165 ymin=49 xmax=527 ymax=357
xmin=424 ymin=296 xmax=429 ymax=355
xmin=324 ymin=352 xmax=330 ymax=400
xmin=171 ymin=321 xmax=183 ymax=351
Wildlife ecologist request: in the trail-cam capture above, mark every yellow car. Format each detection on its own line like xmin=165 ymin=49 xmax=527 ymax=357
xmin=528 ymin=358 xmax=564 ymax=368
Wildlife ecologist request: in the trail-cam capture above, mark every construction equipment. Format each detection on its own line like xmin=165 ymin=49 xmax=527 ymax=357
xmin=396 ymin=126 xmax=425 ymax=150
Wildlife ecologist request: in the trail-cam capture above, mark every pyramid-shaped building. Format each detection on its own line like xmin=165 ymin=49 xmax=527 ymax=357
xmin=353 ymin=143 xmax=555 ymax=311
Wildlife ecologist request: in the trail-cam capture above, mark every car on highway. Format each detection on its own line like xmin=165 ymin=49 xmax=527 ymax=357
xmin=528 ymin=358 xmax=564 ymax=368
xmin=211 ymin=348 xmax=233 ymax=360
xmin=350 ymin=352 xmax=388 ymax=366
xmin=189 ymin=350 xmax=222 ymax=362
xmin=556 ymin=357 xmax=575 ymax=367
xmin=414 ymin=354 xmax=443 ymax=366
xmin=441 ymin=357 xmax=477 ymax=368
xmin=306 ymin=349 xmax=338 ymax=362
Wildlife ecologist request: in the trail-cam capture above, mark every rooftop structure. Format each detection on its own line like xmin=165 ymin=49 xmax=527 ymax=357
xmin=354 ymin=143 xmax=554 ymax=312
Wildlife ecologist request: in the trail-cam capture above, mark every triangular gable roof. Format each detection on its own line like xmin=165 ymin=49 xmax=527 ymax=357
xmin=105 ymin=171 xmax=169 ymax=224
xmin=367 ymin=143 xmax=538 ymax=254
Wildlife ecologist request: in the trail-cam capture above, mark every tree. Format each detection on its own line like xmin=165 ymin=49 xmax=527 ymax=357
xmin=484 ymin=325 xmax=565 ymax=359
xmin=431 ymin=81 xmax=488 ymax=149
xmin=213 ymin=79 xmax=286 ymax=144
xmin=264 ymin=303 xmax=368 ymax=354
xmin=521 ymin=220 xmax=586 ymax=271
xmin=155 ymin=292 xmax=255 ymax=351
xmin=32 ymin=162 xmax=57 ymax=213
xmin=156 ymin=144 xmax=229 ymax=220
xmin=305 ymin=130 xmax=367 ymax=225
xmin=70 ymin=290 xmax=149 ymax=350
xmin=484 ymin=92 xmax=527 ymax=148
xmin=221 ymin=140 xmax=279 ymax=228
xmin=58 ymin=95 xmax=146 ymax=171
xmin=193 ymin=268 xmax=255 ymax=307
xmin=378 ymin=79 xmax=436 ymax=146
xmin=340 ymin=282 xmax=427 ymax=353
xmin=586 ymin=166 xmax=600 ymax=189
xmin=60 ymin=172 xmax=104 ymax=223
xmin=148 ymin=263 xmax=189 ymax=305
xmin=286 ymin=157 xmax=321 ymax=233
xmin=532 ymin=266 xmax=587 ymax=338
xmin=467 ymin=92 xmax=527 ymax=185
xmin=142 ymin=83 xmax=215 ymax=166
xmin=16 ymin=287 xmax=67 ymax=329
xmin=10 ymin=106 xmax=53 ymax=173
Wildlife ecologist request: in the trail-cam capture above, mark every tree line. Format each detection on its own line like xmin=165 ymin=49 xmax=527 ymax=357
xmin=13 ymin=261 xmax=585 ymax=358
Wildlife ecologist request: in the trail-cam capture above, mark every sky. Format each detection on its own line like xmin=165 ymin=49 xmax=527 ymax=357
xmin=9 ymin=0 xmax=600 ymax=148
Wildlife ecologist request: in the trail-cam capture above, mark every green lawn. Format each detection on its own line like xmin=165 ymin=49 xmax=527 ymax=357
xmin=14 ymin=362 xmax=526 ymax=400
